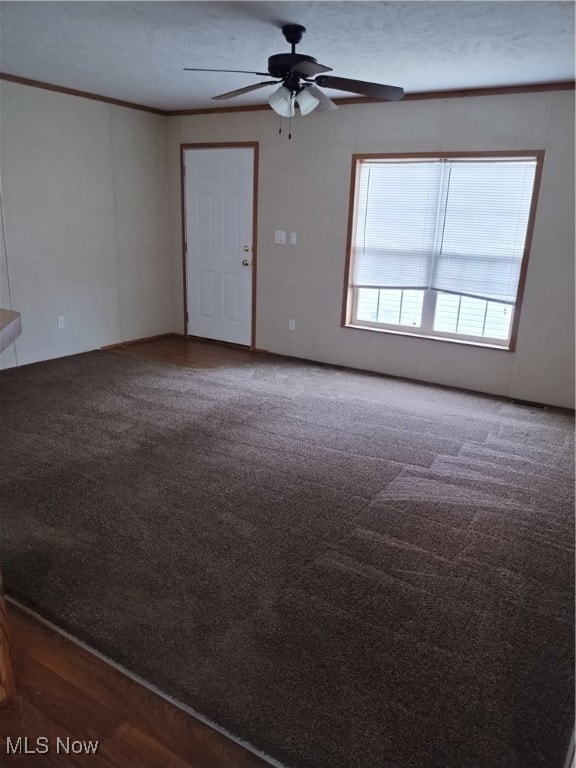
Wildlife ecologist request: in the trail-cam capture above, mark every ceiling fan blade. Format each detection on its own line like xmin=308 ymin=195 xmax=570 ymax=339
xmin=305 ymin=84 xmax=338 ymax=112
xmin=292 ymin=60 xmax=333 ymax=77
xmin=184 ymin=67 xmax=270 ymax=77
xmin=314 ymin=76 xmax=404 ymax=101
xmin=212 ymin=81 xmax=279 ymax=101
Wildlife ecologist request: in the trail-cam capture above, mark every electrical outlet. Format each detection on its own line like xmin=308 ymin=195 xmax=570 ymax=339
xmin=57 ymin=315 xmax=65 ymax=329
xmin=288 ymin=318 xmax=295 ymax=331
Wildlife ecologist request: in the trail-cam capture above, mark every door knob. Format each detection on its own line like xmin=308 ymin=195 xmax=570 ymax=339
xmin=242 ymin=259 xmax=251 ymax=267
xmin=243 ymin=245 xmax=251 ymax=252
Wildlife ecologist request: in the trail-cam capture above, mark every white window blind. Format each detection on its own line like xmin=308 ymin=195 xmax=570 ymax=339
xmin=352 ymin=157 xmax=537 ymax=304
xmin=353 ymin=162 xmax=440 ymax=289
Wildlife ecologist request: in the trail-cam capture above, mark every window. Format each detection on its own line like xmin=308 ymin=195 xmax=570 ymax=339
xmin=343 ymin=152 xmax=542 ymax=349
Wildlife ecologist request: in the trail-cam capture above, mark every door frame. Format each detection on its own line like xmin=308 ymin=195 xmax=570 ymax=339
xmin=180 ymin=142 xmax=259 ymax=349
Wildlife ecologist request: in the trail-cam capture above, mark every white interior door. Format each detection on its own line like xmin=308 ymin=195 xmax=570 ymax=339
xmin=184 ymin=147 xmax=254 ymax=346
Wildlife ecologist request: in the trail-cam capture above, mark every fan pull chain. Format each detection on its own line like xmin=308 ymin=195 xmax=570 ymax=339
xmin=277 ymin=115 xmax=293 ymax=140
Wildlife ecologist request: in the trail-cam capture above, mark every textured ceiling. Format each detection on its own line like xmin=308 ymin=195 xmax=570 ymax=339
xmin=0 ymin=1 xmax=574 ymax=111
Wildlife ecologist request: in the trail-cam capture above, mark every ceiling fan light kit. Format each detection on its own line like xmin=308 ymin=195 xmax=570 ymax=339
xmin=184 ymin=23 xmax=404 ymax=133
xmin=295 ymin=87 xmax=320 ymax=116
xmin=268 ymin=85 xmax=295 ymax=117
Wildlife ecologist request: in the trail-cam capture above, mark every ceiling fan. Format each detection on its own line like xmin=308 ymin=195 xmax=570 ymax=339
xmin=184 ymin=24 xmax=404 ymax=117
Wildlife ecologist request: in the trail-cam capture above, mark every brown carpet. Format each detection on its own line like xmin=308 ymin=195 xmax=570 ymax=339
xmin=0 ymin=351 xmax=574 ymax=768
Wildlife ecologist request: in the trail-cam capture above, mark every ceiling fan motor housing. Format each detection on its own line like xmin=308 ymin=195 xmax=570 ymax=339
xmin=267 ymin=53 xmax=319 ymax=79
xmin=268 ymin=23 xmax=317 ymax=81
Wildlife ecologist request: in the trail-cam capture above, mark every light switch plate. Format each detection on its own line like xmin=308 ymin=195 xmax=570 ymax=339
xmin=274 ymin=230 xmax=286 ymax=245
xmin=289 ymin=232 xmax=297 ymax=245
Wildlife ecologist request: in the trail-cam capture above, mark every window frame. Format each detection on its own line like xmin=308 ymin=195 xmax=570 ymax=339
xmin=341 ymin=150 xmax=545 ymax=352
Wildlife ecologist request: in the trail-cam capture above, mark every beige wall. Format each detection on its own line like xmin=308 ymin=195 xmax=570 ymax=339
xmin=1 ymin=82 xmax=573 ymax=407
xmin=0 ymin=82 xmax=172 ymax=369
xmin=168 ymin=90 xmax=575 ymax=408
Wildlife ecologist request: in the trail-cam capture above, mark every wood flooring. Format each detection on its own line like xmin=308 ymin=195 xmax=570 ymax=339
xmin=108 ymin=336 xmax=267 ymax=369
xmin=0 ymin=602 xmax=273 ymax=767
xmin=1 ymin=338 xmax=275 ymax=768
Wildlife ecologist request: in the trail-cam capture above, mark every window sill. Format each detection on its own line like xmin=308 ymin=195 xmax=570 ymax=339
xmin=344 ymin=323 xmax=513 ymax=351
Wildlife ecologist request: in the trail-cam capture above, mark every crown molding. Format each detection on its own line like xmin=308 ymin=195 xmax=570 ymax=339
xmin=1 ymin=72 xmax=574 ymax=117
xmin=167 ymin=81 xmax=575 ymax=115
xmin=0 ymin=73 xmax=169 ymax=115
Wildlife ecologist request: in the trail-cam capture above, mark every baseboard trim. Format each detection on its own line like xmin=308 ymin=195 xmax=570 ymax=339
xmin=263 ymin=351 xmax=575 ymax=411
xmin=101 ymin=333 xmax=184 ymax=350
